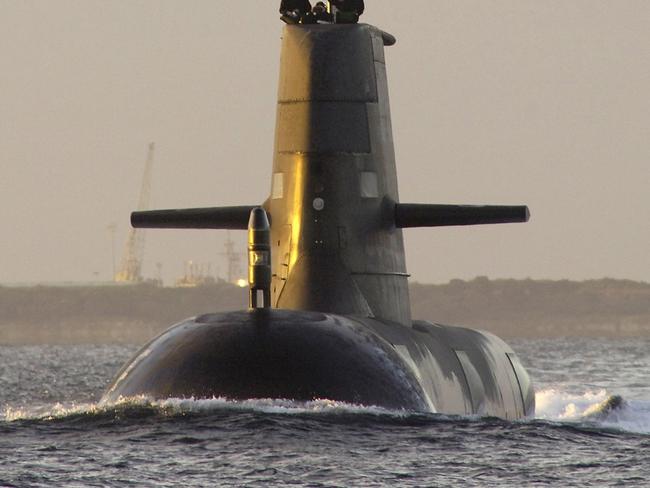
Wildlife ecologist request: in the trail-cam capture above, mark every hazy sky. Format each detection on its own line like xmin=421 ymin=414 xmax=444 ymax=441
xmin=1 ymin=1 xmax=648 ymax=285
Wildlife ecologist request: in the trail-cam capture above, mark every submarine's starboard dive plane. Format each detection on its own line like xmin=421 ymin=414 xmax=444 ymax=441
xmin=102 ymin=3 xmax=535 ymax=419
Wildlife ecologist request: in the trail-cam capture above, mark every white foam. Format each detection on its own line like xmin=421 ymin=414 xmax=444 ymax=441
xmin=2 ymin=396 xmax=405 ymax=422
xmin=535 ymin=388 xmax=650 ymax=435
xmin=535 ymin=388 xmax=610 ymax=420
xmin=5 ymin=392 xmax=649 ymax=434
xmin=127 ymin=395 xmax=408 ymax=417
xmin=2 ymin=402 xmax=98 ymax=422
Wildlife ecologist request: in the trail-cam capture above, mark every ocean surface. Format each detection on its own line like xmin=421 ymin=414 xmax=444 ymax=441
xmin=1 ymin=337 xmax=648 ymax=487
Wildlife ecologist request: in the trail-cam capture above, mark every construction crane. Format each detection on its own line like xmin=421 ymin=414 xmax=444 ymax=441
xmin=115 ymin=142 xmax=155 ymax=283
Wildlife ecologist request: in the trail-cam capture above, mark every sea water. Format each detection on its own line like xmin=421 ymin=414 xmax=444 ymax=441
xmin=1 ymin=337 xmax=648 ymax=487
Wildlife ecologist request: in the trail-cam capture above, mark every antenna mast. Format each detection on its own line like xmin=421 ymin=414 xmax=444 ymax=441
xmin=220 ymin=231 xmax=243 ymax=284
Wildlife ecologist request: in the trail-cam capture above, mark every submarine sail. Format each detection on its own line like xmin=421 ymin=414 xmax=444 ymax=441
xmin=103 ymin=18 xmax=534 ymax=419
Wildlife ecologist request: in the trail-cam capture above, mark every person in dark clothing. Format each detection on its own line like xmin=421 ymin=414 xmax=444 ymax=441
xmin=311 ymin=2 xmax=333 ymax=22
xmin=331 ymin=0 xmax=364 ymax=15
xmin=280 ymin=0 xmax=312 ymax=24
xmin=330 ymin=0 xmax=365 ymax=23
xmin=280 ymin=0 xmax=364 ymax=25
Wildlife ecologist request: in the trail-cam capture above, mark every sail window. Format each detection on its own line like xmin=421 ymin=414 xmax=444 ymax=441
xmin=272 ymin=173 xmax=284 ymax=199
xmin=360 ymin=172 xmax=379 ymax=198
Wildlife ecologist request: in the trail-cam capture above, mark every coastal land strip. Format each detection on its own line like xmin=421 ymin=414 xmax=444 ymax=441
xmin=1 ymin=278 xmax=648 ymax=344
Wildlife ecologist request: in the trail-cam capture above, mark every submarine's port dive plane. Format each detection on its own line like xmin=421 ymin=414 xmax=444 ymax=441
xmin=102 ymin=2 xmax=535 ymax=419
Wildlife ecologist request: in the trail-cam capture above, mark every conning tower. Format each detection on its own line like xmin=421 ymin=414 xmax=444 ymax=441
xmin=269 ymin=24 xmax=409 ymax=324
xmin=130 ymin=23 xmax=528 ymax=326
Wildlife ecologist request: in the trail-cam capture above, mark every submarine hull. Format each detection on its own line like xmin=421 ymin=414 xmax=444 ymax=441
xmin=101 ymin=309 xmax=534 ymax=419
xmin=101 ymin=309 xmax=429 ymax=410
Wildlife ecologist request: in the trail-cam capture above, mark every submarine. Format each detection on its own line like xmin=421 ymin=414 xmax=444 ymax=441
xmin=102 ymin=3 xmax=535 ymax=419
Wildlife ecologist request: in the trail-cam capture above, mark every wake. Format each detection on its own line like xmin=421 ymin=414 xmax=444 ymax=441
xmin=1 ymin=396 xmax=405 ymax=423
xmin=3 ymin=389 xmax=649 ymax=435
xmin=535 ymin=388 xmax=650 ymax=435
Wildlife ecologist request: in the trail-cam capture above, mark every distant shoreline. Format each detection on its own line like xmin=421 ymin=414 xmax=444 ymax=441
xmin=1 ymin=278 xmax=648 ymax=344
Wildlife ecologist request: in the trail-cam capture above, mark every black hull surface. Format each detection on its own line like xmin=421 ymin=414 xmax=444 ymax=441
xmin=101 ymin=309 xmax=428 ymax=411
xmin=101 ymin=309 xmax=534 ymax=419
